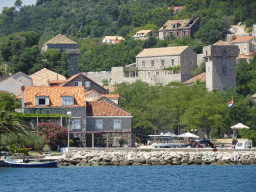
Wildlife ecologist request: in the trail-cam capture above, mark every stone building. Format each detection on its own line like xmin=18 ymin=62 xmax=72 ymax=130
xmin=102 ymin=36 xmax=124 ymax=44
xmin=60 ymin=73 xmax=109 ymax=94
xmin=19 ymin=86 xmax=132 ymax=147
xmin=133 ymin=30 xmax=154 ymax=40
xmin=135 ymin=46 xmax=197 ymax=84
xmin=203 ymin=45 xmax=239 ymax=92
xmin=29 ymin=68 xmax=66 ymax=86
xmin=42 ymin=34 xmax=80 ymax=75
xmin=0 ymin=72 xmax=32 ymax=96
xmin=82 ymin=46 xmax=198 ymax=86
xmin=231 ymin=36 xmax=254 ymax=56
xmin=159 ymin=18 xmax=200 ymax=39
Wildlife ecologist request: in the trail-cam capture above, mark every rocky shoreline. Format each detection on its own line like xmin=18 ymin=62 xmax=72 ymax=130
xmin=59 ymin=149 xmax=256 ymax=166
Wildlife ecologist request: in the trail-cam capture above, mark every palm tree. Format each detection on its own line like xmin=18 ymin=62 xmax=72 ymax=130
xmin=0 ymin=99 xmax=27 ymax=137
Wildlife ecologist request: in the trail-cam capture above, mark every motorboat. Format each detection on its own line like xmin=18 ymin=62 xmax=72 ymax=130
xmin=4 ymin=159 xmax=58 ymax=168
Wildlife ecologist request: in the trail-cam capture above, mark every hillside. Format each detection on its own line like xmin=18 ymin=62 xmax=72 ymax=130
xmin=0 ymin=0 xmax=256 ymax=73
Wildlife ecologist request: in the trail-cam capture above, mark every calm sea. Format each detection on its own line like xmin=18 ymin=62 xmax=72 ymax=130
xmin=1 ymin=165 xmax=255 ymax=192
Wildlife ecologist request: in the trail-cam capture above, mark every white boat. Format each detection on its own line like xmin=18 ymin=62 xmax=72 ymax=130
xmin=235 ymin=140 xmax=252 ymax=149
xmin=140 ymin=142 xmax=185 ymax=149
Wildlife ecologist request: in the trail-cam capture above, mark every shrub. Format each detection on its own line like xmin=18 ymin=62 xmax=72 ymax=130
xmin=16 ymin=148 xmax=29 ymax=155
xmin=36 ymin=122 xmax=68 ymax=150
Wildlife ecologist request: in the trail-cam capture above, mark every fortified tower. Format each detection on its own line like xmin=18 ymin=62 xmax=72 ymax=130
xmin=42 ymin=34 xmax=80 ymax=75
xmin=203 ymin=45 xmax=239 ymax=92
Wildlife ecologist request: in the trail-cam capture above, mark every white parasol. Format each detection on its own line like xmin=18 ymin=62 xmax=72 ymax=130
xmin=178 ymin=132 xmax=199 ymax=138
xmin=230 ymin=123 xmax=249 ymax=129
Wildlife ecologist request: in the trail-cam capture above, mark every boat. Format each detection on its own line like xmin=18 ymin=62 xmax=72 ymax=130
xmin=4 ymin=159 xmax=58 ymax=168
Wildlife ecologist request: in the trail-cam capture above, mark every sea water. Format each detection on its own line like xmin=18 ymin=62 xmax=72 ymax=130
xmin=1 ymin=165 xmax=255 ymax=192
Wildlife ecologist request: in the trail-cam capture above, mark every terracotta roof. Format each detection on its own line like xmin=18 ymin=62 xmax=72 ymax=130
xmin=87 ymin=101 xmax=131 ymax=116
xmin=173 ymin=6 xmax=185 ymax=12
xmin=183 ymin=72 xmax=206 ymax=84
xmin=101 ymin=94 xmax=119 ymax=98
xmin=29 ymin=68 xmax=66 ymax=86
xmin=23 ymin=86 xmax=86 ymax=107
xmin=44 ymin=34 xmax=77 ymax=45
xmin=104 ymin=36 xmax=124 ymax=41
xmin=137 ymin=46 xmax=188 ymax=57
xmin=49 ymin=80 xmax=67 ymax=84
xmin=252 ymin=93 xmax=256 ymax=98
xmin=61 ymin=91 xmax=75 ymax=96
xmin=84 ymin=90 xmax=95 ymax=96
xmin=35 ymin=92 xmax=49 ymax=97
xmin=232 ymin=36 xmax=253 ymax=43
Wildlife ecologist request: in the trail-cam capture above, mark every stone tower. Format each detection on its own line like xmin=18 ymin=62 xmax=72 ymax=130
xmin=203 ymin=45 xmax=239 ymax=92
xmin=42 ymin=34 xmax=80 ymax=75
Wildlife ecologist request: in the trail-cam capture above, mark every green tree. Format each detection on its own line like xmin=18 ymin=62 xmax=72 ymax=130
xmin=181 ymin=89 xmax=231 ymax=139
xmin=14 ymin=0 xmax=23 ymax=9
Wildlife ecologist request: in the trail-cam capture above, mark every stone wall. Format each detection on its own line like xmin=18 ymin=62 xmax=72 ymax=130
xmin=60 ymin=149 xmax=256 ymax=166
xmin=83 ymin=71 xmax=111 ymax=85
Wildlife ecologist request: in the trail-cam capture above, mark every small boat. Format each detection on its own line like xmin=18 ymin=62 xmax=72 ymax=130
xmin=4 ymin=159 xmax=58 ymax=168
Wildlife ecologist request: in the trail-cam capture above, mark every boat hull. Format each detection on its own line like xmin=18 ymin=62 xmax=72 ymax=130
xmin=4 ymin=160 xmax=58 ymax=168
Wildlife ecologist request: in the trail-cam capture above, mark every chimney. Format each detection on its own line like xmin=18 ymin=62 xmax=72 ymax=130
xmin=21 ymin=85 xmax=25 ymax=113
xmin=115 ymin=35 xmax=118 ymax=40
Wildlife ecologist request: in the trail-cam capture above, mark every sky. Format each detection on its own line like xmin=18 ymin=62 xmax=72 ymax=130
xmin=0 ymin=0 xmax=37 ymax=12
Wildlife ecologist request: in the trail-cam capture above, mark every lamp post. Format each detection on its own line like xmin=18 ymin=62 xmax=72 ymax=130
xmin=67 ymin=111 xmax=72 ymax=148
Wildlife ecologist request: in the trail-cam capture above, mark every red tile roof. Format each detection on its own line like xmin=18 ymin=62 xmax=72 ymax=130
xmin=87 ymin=101 xmax=131 ymax=116
xmin=252 ymin=93 xmax=256 ymax=98
xmin=183 ymin=72 xmax=206 ymax=84
xmin=232 ymin=36 xmax=253 ymax=43
xmin=22 ymin=86 xmax=86 ymax=107
xmin=101 ymin=94 xmax=119 ymax=98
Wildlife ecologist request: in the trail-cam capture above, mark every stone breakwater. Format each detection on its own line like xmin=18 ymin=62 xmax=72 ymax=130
xmin=59 ymin=149 xmax=256 ymax=166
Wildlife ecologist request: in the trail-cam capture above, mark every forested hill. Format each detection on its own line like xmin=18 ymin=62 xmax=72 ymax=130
xmin=0 ymin=0 xmax=256 ymax=74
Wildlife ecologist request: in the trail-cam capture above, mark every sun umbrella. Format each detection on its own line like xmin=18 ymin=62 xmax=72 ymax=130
xmin=230 ymin=123 xmax=249 ymax=129
xmin=178 ymin=132 xmax=199 ymax=138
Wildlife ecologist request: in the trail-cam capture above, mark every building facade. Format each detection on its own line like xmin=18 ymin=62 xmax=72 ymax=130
xmin=159 ymin=18 xmax=200 ymax=40
xmin=203 ymin=45 xmax=239 ymax=92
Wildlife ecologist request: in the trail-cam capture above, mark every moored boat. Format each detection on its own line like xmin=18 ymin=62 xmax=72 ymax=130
xmin=4 ymin=159 xmax=58 ymax=168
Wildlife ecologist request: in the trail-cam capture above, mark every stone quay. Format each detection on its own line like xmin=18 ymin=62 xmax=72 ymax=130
xmin=59 ymin=148 xmax=256 ymax=166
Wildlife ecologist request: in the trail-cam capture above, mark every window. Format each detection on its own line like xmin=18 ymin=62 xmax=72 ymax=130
xmin=151 ymin=60 xmax=154 ymax=67
xmin=75 ymin=81 xmax=82 ymax=86
xmin=161 ymin=60 xmax=165 ymax=66
xmin=114 ymin=119 xmax=121 ymax=129
xmin=156 ymin=72 xmax=159 ymax=75
xmin=171 ymin=59 xmax=175 ymax=65
xmin=85 ymin=81 xmax=90 ymax=88
xmin=148 ymin=72 xmax=150 ymax=76
xmin=142 ymin=61 xmax=145 ymax=67
xmin=183 ymin=31 xmax=186 ymax=36
xmin=36 ymin=97 xmax=49 ymax=106
xmin=95 ymin=119 xmax=103 ymax=129
xmin=222 ymin=66 xmax=226 ymax=75
xmin=73 ymin=119 xmax=81 ymax=129
xmin=62 ymin=96 xmax=74 ymax=105
xmin=177 ymin=32 xmax=179 ymax=37
xmin=173 ymin=24 xmax=176 ymax=28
